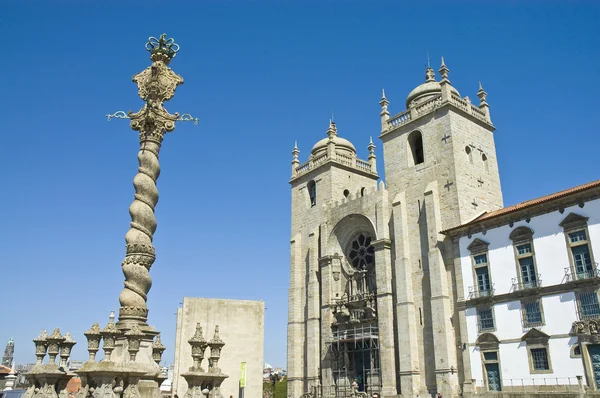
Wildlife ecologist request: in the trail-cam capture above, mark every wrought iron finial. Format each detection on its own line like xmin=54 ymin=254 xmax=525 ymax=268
xmin=107 ymin=111 xmax=198 ymax=125
xmin=145 ymin=34 xmax=180 ymax=63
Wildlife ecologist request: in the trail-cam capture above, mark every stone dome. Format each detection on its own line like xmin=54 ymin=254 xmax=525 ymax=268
xmin=310 ymin=122 xmax=356 ymax=157
xmin=405 ymin=68 xmax=459 ymax=108
xmin=311 ymin=136 xmax=356 ymax=157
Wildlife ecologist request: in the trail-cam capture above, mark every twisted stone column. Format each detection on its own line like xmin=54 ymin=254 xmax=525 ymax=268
xmin=117 ymin=34 xmax=183 ymax=330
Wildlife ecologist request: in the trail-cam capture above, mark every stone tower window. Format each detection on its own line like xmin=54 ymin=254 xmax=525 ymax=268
xmin=482 ymin=153 xmax=488 ymax=171
xmin=307 ymin=180 xmax=316 ymax=207
xmin=361 ymin=187 xmax=366 ymax=197
xmin=348 ymin=233 xmax=375 ymax=269
xmin=343 ymin=189 xmax=350 ymax=198
xmin=408 ymin=131 xmax=424 ymax=165
xmin=466 ymin=146 xmax=473 ymax=163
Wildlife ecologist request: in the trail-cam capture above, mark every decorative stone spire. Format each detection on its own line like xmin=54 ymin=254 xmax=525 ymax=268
xmin=152 ymin=334 xmax=166 ymax=365
xmin=188 ymin=323 xmax=208 ymax=372
xmin=425 ymin=67 xmax=436 ymax=82
xmin=291 ymin=141 xmax=300 ymax=177
xmin=477 ymin=81 xmax=487 ymax=104
xmin=125 ymin=324 xmax=145 ymax=361
xmin=326 ymin=120 xmax=338 ymax=139
xmin=3 ymin=361 xmax=17 ymax=390
xmin=326 ymin=120 xmax=338 ymax=160
xmin=439 ymin=56 xmax=452 ymax=101
xmin=83 ymin=323 xmax=102 ymax=363
xmin=46 ymin=329 xmax=65 ymax=365
xmin=379 ymin=89 xmax=390 ymax=128
xmin=101 ymin=311 xmax=122 ymax=361
xmin=117 ymin=33 xmax=185 ymax=330
xmin=59 ymin=333 xmax=76 ymax=368
xmin=477 ymin=81 xmax=491 ymax=122
xmin=208 ymin=326 xmax=225 ymax=374
xmin=33 ymin=330 xmax=48 ymax=366
xmin=439 ymin=56 xmax=450 ymax=82
xmin=368 ymin=137 xmax=376 ymax=170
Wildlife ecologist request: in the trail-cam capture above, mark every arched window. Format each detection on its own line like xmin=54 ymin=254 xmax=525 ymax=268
xmin=348 ymin=233 xmax=375 ymax=270
xmin=482 ymin=153 xmax=489 ymax=171
xmin=360 ymin=187 xmax=366 ymax=197
xmin=307 ymin=180 xmax=316 ymax=207
xmin=408 ymin=131 xmax=424 ymax=165
xmin=343 ymin=189 xmax=350 ymax=198
xmin=466 ymin=146 xmax=473 ymax=164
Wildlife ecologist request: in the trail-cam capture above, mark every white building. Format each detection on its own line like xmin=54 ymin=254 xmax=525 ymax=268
xmin=444 ymin=180 xmax=600 ymax=393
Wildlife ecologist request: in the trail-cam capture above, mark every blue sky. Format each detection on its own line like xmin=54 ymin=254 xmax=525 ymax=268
xmin=1 ymin=1 xmax=598 ymax=369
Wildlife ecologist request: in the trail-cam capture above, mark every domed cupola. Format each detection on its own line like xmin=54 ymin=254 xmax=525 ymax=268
xmin=405 ymin=65 xmax=459 ymax=108
xmin=311 ymin=121 xmax=356 ymax=158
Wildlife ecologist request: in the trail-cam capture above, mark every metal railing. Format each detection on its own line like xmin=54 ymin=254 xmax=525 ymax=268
xmin=468 ymin=285 xmax=495 ymax=299
xmin=511 ymin=275 xmax=542 ymax=291
xmin=473 ymin=377 xmax=582 ymax=393
xmin=331 ymin=325 xmax=379 ymax=342
xmin=564 ymin=265 xmax=600 ymax=282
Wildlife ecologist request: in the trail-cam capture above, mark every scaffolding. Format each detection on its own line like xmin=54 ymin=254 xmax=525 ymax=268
xmin=329 ymin=325 xmax=381 ymax=398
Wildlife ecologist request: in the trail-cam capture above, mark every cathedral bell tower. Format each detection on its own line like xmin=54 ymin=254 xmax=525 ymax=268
xmin=378 ymin=58 xmax=503 ymax=397
xmin=288 ymin=121 xmax=380 ymax=398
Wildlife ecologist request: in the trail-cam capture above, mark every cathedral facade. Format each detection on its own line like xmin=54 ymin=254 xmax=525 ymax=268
xmin=287 ymin=60 xmax=504 ymax=398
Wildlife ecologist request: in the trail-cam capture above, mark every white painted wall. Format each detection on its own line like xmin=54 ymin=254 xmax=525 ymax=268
xmin=459 ymin=199 xmax=600 ymax=299
xmin=459 ymin=198 xmax=600 ymax=384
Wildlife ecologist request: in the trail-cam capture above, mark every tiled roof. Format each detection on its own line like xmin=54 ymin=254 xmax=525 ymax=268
xmin=0 ymin=364 xmax=16 ymax=374
xmin=67 ymin=377 xmax=81 ymax=395
xmin=443 ymin=179 xmax=600 ymax=234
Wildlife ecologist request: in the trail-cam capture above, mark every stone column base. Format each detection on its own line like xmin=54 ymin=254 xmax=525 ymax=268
xmin=435 ymin=371 xmax=459 ymax=397
xmin=380 ymin=385 xmax=397 ymax=397
xmin=398 ymin=373 xmax=420 ymax=398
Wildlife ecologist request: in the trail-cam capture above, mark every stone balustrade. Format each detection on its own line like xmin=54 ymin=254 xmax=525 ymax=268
xmin=294 ymin=152 xmax=375 ymax=178
xmin=387 ymin=109 xmax=411 ymax=128
xmin=385 ymin=92 xmax=491 ymax=133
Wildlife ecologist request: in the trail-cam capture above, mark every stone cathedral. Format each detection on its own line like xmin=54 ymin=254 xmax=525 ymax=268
xmin=287 ymin=60 xmax=503 ymax=398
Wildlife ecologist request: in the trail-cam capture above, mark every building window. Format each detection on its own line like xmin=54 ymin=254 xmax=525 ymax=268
xmin=307 ymin=180 xmax=316 ymax=207
xmin=481 ymin=350 xmax=502 ymax=392
xmin=570 ymin=230 xmax=593 ymax=276
xmin=522 ymin=328 xmax=552 ymax=374
xmin=522 ymin=299 xmax=544 ymax=328
xmin=577 ymin=291 xmax=600 ymax=320
xmin=482 ymin=153 xmax=489 ymax=171
xmin=408 ymin=131 xmax=424 ymax=165
xmin=510 ymin=227 xmax=539 ymax=290
xmin=561 ymin=213 xmax=596 ymax=280
xmin=468 ymin=238 xmax=493 ymax=298
xmin=465 ymin=146 xmax=473 ymax=164
xmin=360 ymin=187 xmax=366 ymax=197
xmin=531 ymin=348 xmax=550 ymax=371
xmin=343 ymin=189 xmax=350 ymax=198
xmin=475 ymin=256 xmax=492 ymax=295
xmin=478 ymin=307 xmax=495 ymax=332
xmin=348 ymin=233 xmax=375 ymax=270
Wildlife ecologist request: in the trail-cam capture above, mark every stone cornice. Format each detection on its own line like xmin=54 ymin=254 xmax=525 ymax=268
xmin=456 ymin=277 xmax=600 ymax=309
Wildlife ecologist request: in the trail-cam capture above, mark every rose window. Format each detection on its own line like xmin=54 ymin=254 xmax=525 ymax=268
xmin=348 ymin=234 xmax=375 ymax=269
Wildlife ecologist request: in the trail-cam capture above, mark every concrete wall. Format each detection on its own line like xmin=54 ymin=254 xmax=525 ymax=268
xmin=173 ymin=298 xmax=264 ymax=398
